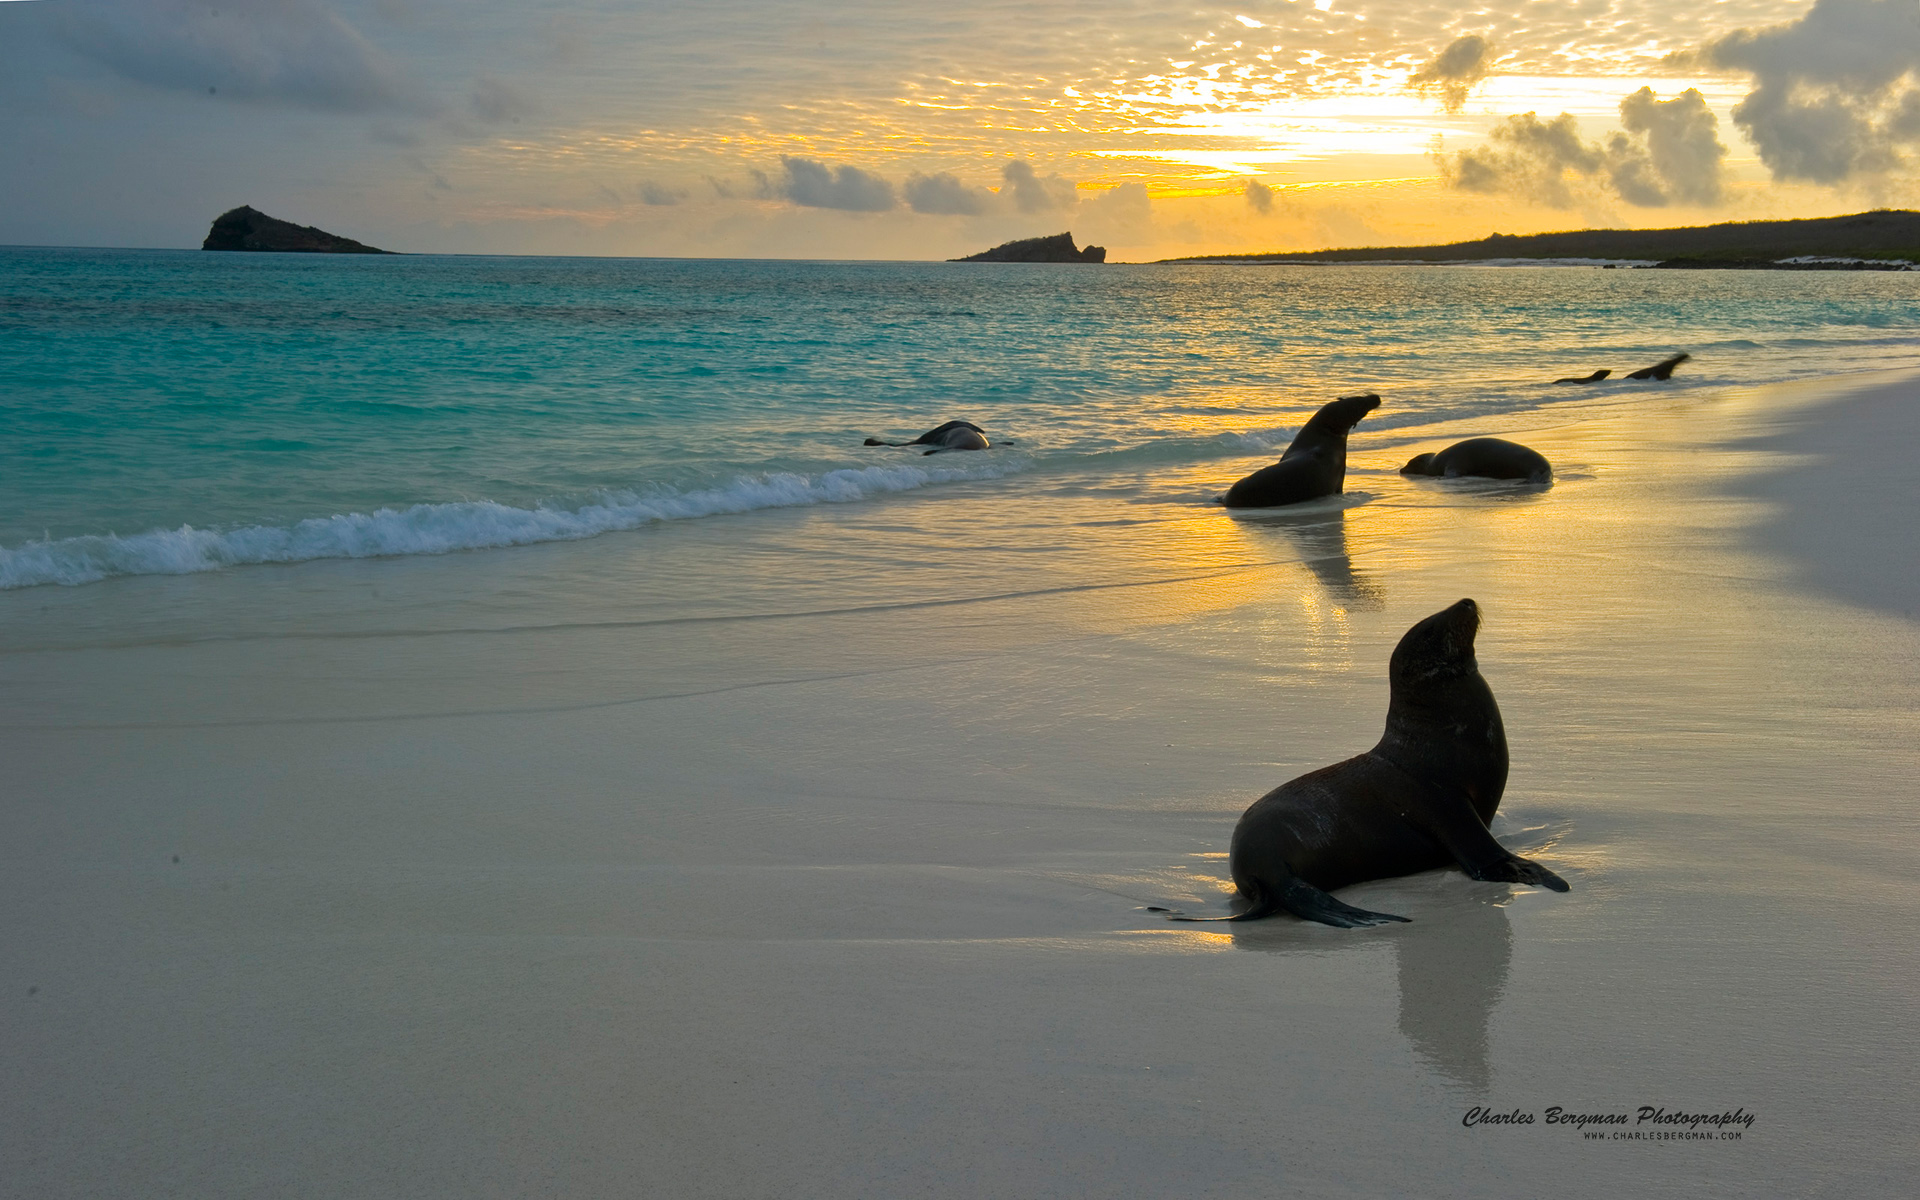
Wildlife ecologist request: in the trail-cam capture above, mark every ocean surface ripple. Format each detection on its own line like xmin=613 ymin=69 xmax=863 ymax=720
xmin=5 ymin=247 xmax=1919 ymax=588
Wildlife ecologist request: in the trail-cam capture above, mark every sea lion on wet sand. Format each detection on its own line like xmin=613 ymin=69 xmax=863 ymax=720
xmin=1553 ymin=369 xmax=1611 ymax=384
xmin=1164 ymin=599 xmax=1569 ymax=927
xmin=1400 ymin=438 xmax=1552 ymax=484
xmin=1626 ymin=353 xmax=1689 ymax=380
xmin=864 ymin=420 xmax=990 ymax=454
xmin=1220 ymin=393 xmax=1380 ymax=508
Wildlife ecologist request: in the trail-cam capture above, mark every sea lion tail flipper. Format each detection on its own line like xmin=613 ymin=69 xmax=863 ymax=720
xmin=1273 ymin=877 xmax=1409 ymax=928
xmin=1160 ymin=898 xmax=1284 ymax=923
xmin=1157 ymin=885 xmax=1405 ymax=927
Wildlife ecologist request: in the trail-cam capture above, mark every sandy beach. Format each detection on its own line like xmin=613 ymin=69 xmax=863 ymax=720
xmin=3 ymin=369 xmax=1916 ymax=1197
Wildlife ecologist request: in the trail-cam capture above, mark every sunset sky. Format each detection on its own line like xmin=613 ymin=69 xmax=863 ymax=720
xmin=4 ymin=0 xmax=1918 ymax=259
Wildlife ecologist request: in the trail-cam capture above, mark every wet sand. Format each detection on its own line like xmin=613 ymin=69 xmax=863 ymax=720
xmin=3 ymin=371 xmax=1916 ymax=1197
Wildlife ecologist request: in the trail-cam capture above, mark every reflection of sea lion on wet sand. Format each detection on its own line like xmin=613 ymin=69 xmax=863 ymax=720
xmin=1400 ymin=438 xmax=1552 ymax=484
xmin=1219 ymin=393 xmax=1380 ymax=509
xmin=864 ymin=420 xmax=991 ymax=454
xmin=1626 ymin=353 xmax=1689 ymax=380
xmin=1233 ymin=508 xmax=1385 ymax=611
xmin=1161 ymin=599 xmax=1569 ymax=927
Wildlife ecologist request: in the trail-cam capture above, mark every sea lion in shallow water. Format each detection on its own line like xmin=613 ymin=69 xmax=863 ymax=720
xmin=1553 ymin=369 xmax=1611 ymax=384
xmin=1400 ymin=438 xmax=1552 ymax=484
xmin=1221 ymin=393 xmax=1380 ymax=508
xmin=1165 ymin=599 xmax=1569 ymax=927
xmin=1626 ymin=353 xmax=1689 ymax=380
xmin=864 ymin=420 xmax=990 ymax=454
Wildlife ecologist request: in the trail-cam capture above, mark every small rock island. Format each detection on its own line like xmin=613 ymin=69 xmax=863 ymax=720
xmin=950 ymin=232 xmax=1106 ymax=263
xmin=202 ymin=206 xmax=393 ymax=254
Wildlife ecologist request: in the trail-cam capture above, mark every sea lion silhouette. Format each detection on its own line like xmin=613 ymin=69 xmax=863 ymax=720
xmin=1400 ymin=438 xmax=1552 ymax=484
xmin=1220 ymin=393 xmax=1380 ymax=508
xmin=1625 ymin=353 xmax=1689 ymax=380
xmin=863 ymin=420 xmax=990 ymax=454
xmin=1162 ymin=599 xmax=1569 ymax=927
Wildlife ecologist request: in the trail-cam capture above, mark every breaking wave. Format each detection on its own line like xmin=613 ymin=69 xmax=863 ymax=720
xmin=0 ymin=459 xmax=1025 ymax=589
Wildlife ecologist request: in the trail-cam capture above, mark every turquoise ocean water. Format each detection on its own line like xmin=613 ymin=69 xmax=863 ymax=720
xmin=4 ymin=245 xmax=1919 ymax=590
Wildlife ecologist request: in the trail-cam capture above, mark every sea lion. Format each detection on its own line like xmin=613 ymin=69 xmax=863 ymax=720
xmin=1399 ymin=438 xmax=1552 ymax=484
xmin=1167 ymin=599 xmax=1569 ymax=927
xmin=1626 ymin=353 xmax=1689 ymax=380
xmin=864 ymin=420 xmax=990 ymax=454
xmin=1553 ymin=369 xmax=1611 ymax=384
xmin=1221 ymin=393 xmax=1380 ymax=508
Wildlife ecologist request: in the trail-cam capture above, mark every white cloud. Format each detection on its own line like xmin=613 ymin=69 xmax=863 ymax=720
xmin=1441 ymin=111 xmax=1601 ymax=208
xmin=1703 ymin=0 xmax=1920 ymax=183
xmin=637 ymin=181 xmax=684 ymax=206
xmin=1409 ymin=34 xmax=1493 ymax=114
xmin=55 ymin=0 xmax=422 ymax=114
xmin=1440 ymin=87 xmax=1729 ymax=209
xmin=902 ymin=171 xmax=991 ymax=215
xmin=1616 ymin=87 xmax=1726 ymax=205
xmin=999 ymin=160 xmax=1077 ymax=213
xmin=468 ymin=75 xmax=534 ymax=124
xmin=767 ymin=155 xmax=897 ymax=211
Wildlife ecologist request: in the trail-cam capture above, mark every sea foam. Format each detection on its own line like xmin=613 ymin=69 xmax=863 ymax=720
xmin=0 ymin=459 xmax=1022 ymax=589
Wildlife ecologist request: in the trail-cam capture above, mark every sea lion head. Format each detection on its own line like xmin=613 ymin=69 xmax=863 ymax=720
xmin=1301 ymin=392 xmax=1381 ymax=436
xmin=1399 ymin=452 xmax=1438 ymax=476
xmin=1389 ymin=598 xmax=1482 ymax=685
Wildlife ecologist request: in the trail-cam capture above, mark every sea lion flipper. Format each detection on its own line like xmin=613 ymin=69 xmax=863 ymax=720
xmin=1401 ymin=783 xmax=1572 ymax=894
xmin=1465 ymin=854 xmax=1571 ymax=892
xmin=1273 ymin=877 xmax=1409 ymax=927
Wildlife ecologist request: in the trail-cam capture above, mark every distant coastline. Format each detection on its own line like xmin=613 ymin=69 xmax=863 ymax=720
xmin=1157 ymin=210 xmax=1920 ymax=269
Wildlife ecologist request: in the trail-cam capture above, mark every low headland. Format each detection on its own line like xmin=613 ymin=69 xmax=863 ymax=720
xmin=951 ymin=232 xmax=1106 ymax=263
xmin=1159 ymin=209 xmax=1920 ymax=269
xmin=202 ymin=206 xmax=392 ymax=254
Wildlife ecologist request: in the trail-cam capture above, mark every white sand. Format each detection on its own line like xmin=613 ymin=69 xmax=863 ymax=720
xmin=3 ymin=372 xmax=1917 ymax=1197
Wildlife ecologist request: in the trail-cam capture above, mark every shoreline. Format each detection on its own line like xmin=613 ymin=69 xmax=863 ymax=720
xmin=3 ymin=366 xmax=1916 ymax=1196
xmin=1154 ymin=256 xmax=1918 ymax=271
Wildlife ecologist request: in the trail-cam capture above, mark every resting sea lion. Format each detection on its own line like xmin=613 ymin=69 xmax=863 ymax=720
xmin=1400 ymin=438 xmax=1552 ymax=484
xmin=1221 ymin=393 xmax=1380 ymax=508
xmin=1166 ymin=599 xmax=1569 ymax=927
xmin=1626 ymin=353 xmax=1689 ymax=380
xmin=1553 ymin=369 xmax=1611 ymax=384
xmin=864 ymin=420 xmax=990 ymax=454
